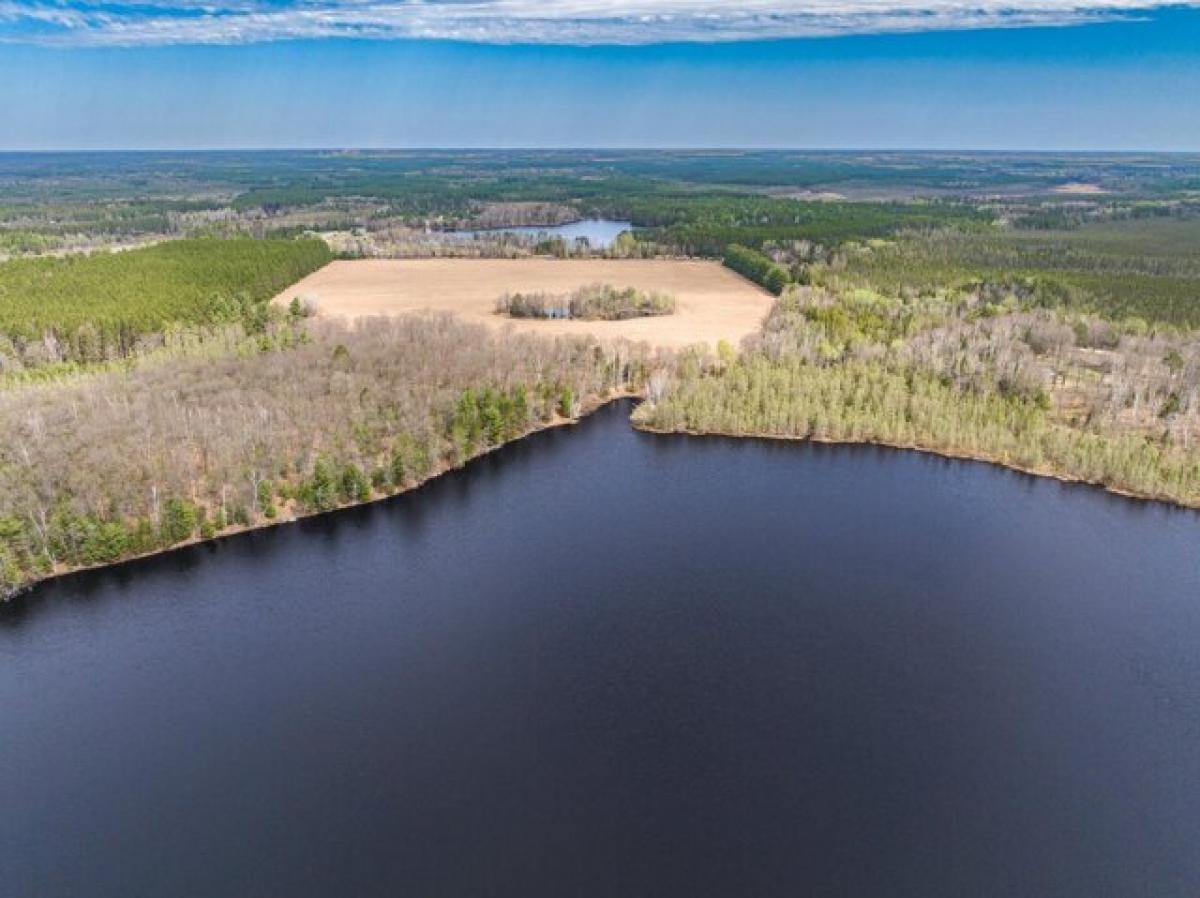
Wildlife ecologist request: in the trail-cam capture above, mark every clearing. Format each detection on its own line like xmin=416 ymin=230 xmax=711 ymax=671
xmin=272 ymin=259 xmax=774 ymax=349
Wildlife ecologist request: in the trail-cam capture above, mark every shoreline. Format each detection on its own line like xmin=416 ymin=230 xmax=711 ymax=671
xmin=2 ymin=390 xmax=636 ymax=604
xmin=632 ymin=420 xmax=1200 ymax=513
xmin=9 ymin=395 xmax=1198 ymax=603
xmin=440 ymin=217 xmax=631 ymax=238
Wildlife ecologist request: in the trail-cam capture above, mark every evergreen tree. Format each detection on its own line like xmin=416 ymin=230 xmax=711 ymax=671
xmin=161 ymin=499 xmax=199 ymax=544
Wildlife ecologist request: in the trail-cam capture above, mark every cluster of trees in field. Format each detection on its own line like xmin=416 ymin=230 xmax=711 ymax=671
xmin=636 ymin=282 xmax=1200 ymax=507
xmin=496 ymin=284 xmax=676 ymax=321
xmin=0 ymin=237 xmax=330 ymax=368
xmin=723 ymin=245 xmax=791 ymax=295
xmin=0 ymin=315 xmax=657 ymax=597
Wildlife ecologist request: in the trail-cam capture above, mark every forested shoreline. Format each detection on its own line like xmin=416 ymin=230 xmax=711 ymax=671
xmin=2 ymin=392 xmax=634 ymax=601
xmin=0 ymin=316 xmax=657 ymax=599
xmin=635 ymin=283 xmax=1200 ymax=509
xmin=635 ymin=381 xmax=1200 ymax=511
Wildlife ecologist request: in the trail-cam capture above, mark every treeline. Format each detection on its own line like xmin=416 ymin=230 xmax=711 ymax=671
xmin=0 ymin=237 xmax=331 ymax=366
xmin=636 ymin=284 xmax=1200 ymax=508
xmin=229 ymin=173 xmax=991 ymax=261
xmin=0 ymin=315 xmax=657 ymax=598
xmin=723 ymin=245 xmax=791 ymax=295
xmin=0 ymin=197 xmax=220 ymax=244
xmin=635 ymin=355 xmax=1200 ymax=505
xmin=604 ymin=196 xmax=990 ymax=257
xmin=232 ymin=173 xmax=650 ymax=221
xmin=822 ymin=219 xmax=1200 ymax=329
xmin=0 ymin=230 xmax=60 ymax=256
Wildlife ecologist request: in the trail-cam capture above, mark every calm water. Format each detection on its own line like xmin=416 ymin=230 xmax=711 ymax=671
xmin=456 ymin=218 xmax=631 ymax=248
xmin=3 ymin=401 xmax=1200 ymax=897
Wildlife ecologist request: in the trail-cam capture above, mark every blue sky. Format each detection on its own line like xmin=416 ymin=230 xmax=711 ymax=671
xmin=1 ymin=2 xmax=1197 ymax=150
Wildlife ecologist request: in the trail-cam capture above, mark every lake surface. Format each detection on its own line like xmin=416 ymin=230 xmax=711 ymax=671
xmin=3 ymin=401 xmax=1200 ymax=897
xmin=456 ymin=218 xmax=631 ymax=248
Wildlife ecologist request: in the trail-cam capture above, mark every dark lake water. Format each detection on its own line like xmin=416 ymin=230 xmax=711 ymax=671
xmin=3 ymin=401 xmax=1200 ymax=897
xmin=456 ymin=218 xmax=631 ymax=248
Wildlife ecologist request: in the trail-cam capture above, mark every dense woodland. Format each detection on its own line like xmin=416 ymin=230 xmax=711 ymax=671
xmin=0 ymin=237 xmax=330 ymax=369
xmin=0 ymin=316 xmax=656 ymax=597
xmin=636 ymin=282 xmax=1200 ymax=506
xmin=723 ymin=244 xmax=791 ymax=295
xmin=818 ymin=220 xmax=1200 ymax=328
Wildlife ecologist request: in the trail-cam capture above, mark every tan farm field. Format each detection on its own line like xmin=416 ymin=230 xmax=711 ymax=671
xmin=272 ymin=259 xmax=774 ymax=349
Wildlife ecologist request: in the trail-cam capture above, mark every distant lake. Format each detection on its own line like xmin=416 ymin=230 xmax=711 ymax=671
xmin=455 ymin=218 xmax=632 ymax=248
xmin=3 ymin=401 xmax=1200 ymax=896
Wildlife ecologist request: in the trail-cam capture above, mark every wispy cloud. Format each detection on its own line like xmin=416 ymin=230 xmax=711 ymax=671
xmin=0 ymin=0 xmax=1194 ymax=47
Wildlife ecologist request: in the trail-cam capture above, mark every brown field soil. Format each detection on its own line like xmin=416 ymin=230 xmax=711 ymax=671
xmin=272 ymin=259 xmax=775 ymax=348
xmin=1052 ymin=182 xmax=1108 ymax=195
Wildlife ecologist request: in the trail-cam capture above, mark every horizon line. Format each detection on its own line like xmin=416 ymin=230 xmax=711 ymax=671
xmin=3 ymin=146 xmax=1200 ymax=155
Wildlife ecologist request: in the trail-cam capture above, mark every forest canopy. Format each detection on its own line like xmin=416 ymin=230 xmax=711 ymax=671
xmin=0 ymin=315 xmax=655 ymax=598
xmin=0 ymin=237 xmax=330 ymax=363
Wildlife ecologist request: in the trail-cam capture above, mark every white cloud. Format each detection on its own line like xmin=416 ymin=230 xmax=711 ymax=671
xmin=0 ymin=0 xmax=1193 ymax=46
